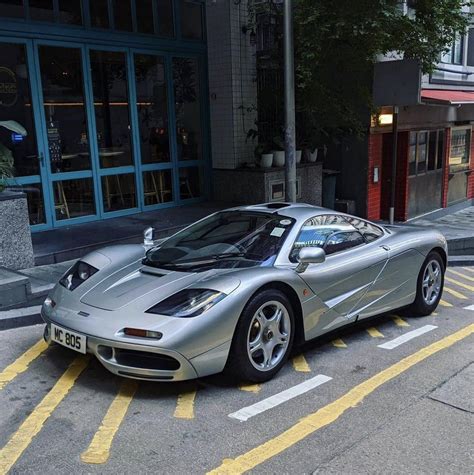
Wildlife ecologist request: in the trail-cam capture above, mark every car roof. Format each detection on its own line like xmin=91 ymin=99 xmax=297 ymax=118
xmin=226 ymin=203 xmax=334 ymax=221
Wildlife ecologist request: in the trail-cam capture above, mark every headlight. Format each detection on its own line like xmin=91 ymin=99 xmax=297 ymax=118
xmin=59 ymin=261 xmax=98 ymax=291
xmin=146 ymin=289 xmax=226 ymax=318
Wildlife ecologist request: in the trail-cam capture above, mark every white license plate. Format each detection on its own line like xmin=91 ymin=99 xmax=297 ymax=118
xmin=51 ymin=324 xmax=87 ymax=354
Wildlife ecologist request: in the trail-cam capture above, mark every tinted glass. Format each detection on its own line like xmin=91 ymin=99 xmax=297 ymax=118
xmin=173 ymin=57 xmax=202 ymax=161
xmin=437 ymin=130 xmax=444 ymax=170
xmin=90 ymin=0 xmax=109 ymax=28
xmin=135 ymin=54 xmax=170 ymax=163
xmin=90 ymin=50 xmax=133 ymax=168
xmin=101 ymin=173 xmax=136 ymax=212
xmin=324 ymin=231 xmax=365 ymax=255
xmin=417 ymin=132 xmax=427 ymax=174
xmin=54 ymin=178 xmax=95 ymax=220
xmin=346 ymin=217 xmax=383 ymax=243
xmin=181 ymin=0 xmax=203 ymax=39
xmin=136 ymin=0 xmax=154 ymax=34
xmin=0 ymin=0 xmax=24 ymax=18
xmin=408 ymin=131 xmax=417 ymax=176
xmin=39 ymin=46 xmax=91 ymax=173
xmin=179 ymin=166 xmax=201 ymax=199
xmin=58 ymin=0 xmax=82 ymax=24
xmin=427 ymin=131 xmax=437 ymax=171
xmin=157 ymin=0 xmax=174 ymax=36
xmin=29 ymin=0 xmax=54 ymax=21
xmin=113 ymin=0 xmax=132 ymax=31
xmin=143 ymin=170 xmax=173 ymax=205
xmin=450 ymin=128 xmax=471 ymax=169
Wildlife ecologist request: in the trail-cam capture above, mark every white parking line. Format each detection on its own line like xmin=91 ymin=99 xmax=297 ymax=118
xmin=378 ymin=325 xmax=438 ymax=350
xmin=464 ymin=304 xmax=474 ymax=311
xmin=228 ymin=374 xmax=332 ymax=422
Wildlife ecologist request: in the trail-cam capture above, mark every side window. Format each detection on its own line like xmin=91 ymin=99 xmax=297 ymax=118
xmin=346 ymin=217 xmax=384 ymax=243
xmin=290 ymin=214 xmax=355 ymax=262
xmin=324 ymin=231 xmax=365 ymax=256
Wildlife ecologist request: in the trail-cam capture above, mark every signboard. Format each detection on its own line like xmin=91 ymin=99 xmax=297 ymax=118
xmin=373 ymin=59 xmax=421 ymax=107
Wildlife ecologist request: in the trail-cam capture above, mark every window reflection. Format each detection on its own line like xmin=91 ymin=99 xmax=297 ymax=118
xmin=157 ymin=0 xmax=174 ymax=37
xmin=90 ymin=0 xmax=109 ymax=28
xmin=101 ymin=173 xmax=136 ymax=212
xmin=113 ymin=0 xmax=132 ymax=31
xmin=135 ymin=54 xmax=170 ymax=164
xmin=29 ymin=0 xmax=54 ymax=21
xmin=58 ymin=0 xmax=82 ymax=25
xmin=0 ymin=43 xmax=40 ymax=177
xmin=0 ymin=0 xmax=24 ymax=18
xmin=181 ymin=0 xmax=203 ymax=40
xmin=54 ymin=178 xmax=95 ymax=220
xmin=179 ymin=167 xmax=201 ymax=199
xmin=143 ymin=170 xmax=173 ymax=205
xmin=39 ymin=46 xmax=91 ymax=173
xmin=173 ymin=58 xmax=202 ymax=162
xmin=90 ymin=50 xmax=133 ymax=168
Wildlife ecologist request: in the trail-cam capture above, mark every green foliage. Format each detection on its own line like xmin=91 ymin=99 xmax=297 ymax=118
xmin=294 ymin=0 xmax=471 ymax=143
xmin=0 ymin=142 xmax=14 ymax=192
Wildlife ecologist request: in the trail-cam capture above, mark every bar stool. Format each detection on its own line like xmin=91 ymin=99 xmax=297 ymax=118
xmin=54 ymin=182 xmax=70 ymax=219
xmin=104 ymin=175 xmax=125 ymax=209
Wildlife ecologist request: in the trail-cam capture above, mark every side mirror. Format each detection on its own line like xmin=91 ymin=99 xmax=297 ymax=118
xmin=295 ymin=247 xmax=326 ymax=273
xmin=143 ymin=227 xmax=156 ymax=247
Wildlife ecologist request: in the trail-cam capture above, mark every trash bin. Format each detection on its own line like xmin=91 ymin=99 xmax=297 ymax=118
xmin=322 ymin=169 xmax=340 ymax=209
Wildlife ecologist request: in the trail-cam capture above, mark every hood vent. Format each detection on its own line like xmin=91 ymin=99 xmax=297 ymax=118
xmin=140 ymin=267 xmax=165 ymax=277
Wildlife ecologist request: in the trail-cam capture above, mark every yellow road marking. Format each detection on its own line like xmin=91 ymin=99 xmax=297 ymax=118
xmin=439 ymin=299 xmax=453 ymax=308
xmin=332 ymin=339 xmax=347 ymax=348
xmin=463 ymin=267 xmax=474 ymax=273
xmin=366 ymin=327 xmax=384 ymax=338
xmin=292 ymin=355 xmax=311 ymax=372
xmin=0 ymin=356 xmax=89 ymax=474
xmin=81 ymin=379 xmax=138 ymax=464
xmin=392 ymin=316 xmax=410 ymax=327
xmin=443 ymin=286 xmax=467 ymax=300
xmin=208 ymin=324 xmax=474 ymax=475
xmin=0 ymin=339 xmax=49 ymax=391
xmin=445 ymin=276 xmax=474 ymax=292
xmin=432 ymin=312 xmax=438 ymax=316
xmin=448 ymin=269 xmax=474 ymax=282
xmin=239 ymin=383 xmax=261 ymax=393
xmin=174 ymin=389 xmax=197 ymax=419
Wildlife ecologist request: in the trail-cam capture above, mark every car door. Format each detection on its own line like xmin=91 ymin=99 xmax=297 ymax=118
xmin=291 ymin=215 xmax=389 ymax=339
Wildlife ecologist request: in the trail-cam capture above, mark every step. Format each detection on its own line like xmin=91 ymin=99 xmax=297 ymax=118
xmin=0 ymin=268 xmax=30 ymax=309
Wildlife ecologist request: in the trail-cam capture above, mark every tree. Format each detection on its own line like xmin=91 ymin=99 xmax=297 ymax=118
xmin=294 ymin=0 xmax=471 ymax=145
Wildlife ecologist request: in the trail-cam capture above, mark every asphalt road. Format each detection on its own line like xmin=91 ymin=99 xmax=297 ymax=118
xmin=0 ymin=267 xmax=473 ymax=474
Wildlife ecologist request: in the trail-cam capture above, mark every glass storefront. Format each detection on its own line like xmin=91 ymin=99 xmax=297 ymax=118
xmin=0 ymin=0 xmax=207 ymax=230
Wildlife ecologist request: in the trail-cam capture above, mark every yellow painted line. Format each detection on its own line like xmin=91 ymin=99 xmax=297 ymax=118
xmin=432 ymin=312 xmax=438 ymax=316
xmin=0 ymin=356 xmax=89 ymax=474
xmin=292 ymin=355 xmax=311 ymax=373
xmin=366 ymin=327 xmax=384 ymax=338
xmin=239 ymin=383 xmax=261 ymax=393
xmin=462 ymin=267 xmax=474 ymax=273
xmin=208 ymin=324 xmax=474 ymax=475
xmin=0 ymin=339 xmax=49 ymax=391
xmin=439 ymin=299 xmax=453 ymax=308
xmin=332 ymin=339 xmax=347 ymax=348
xmin=392 ymin=316 xmax=410 ymax=327
xmin=443 ymin=286 xmax=467 ymax=300
xmin=445 ymin=276 xmax=474 ymax=292
xmin=448 ymin=269 xmax=474 ymax=282
xmin=81 ymin=379 xmax=138 ymax=464
xmin=174 ymin=389 xmax=197 ymax=419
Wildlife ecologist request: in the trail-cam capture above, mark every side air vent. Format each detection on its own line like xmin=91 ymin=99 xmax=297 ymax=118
xmin=263 ymin=202 xmax=292 ymax=209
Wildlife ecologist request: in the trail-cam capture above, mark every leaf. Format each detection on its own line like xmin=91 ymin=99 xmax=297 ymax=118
xmin=0 ymin=120 xmax=27 ymax=136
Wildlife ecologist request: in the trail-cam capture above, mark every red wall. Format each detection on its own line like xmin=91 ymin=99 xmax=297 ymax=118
xmin=367 ymin=133 xmax=383 ymax=220
xmin=468 ymin=130 xmax=474 ymax=199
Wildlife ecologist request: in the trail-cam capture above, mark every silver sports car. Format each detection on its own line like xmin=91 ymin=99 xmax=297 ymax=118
xmin=41 ymin=203 xmax=447 ymax=383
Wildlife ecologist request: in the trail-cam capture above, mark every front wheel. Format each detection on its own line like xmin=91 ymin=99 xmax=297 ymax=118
xmin=225 ymin=289 xmax=295 ymax=383
xmin=409 ymin=251 xmax=445 ymax=316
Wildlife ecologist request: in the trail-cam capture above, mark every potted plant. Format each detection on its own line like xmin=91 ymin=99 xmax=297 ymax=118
xmin=0 ymin=121 xmax=25 ymax=191
xmin=272 ymin=135 xmax=285 ymax=167
xmin=246 ymin=124 xmax=273 ymax=168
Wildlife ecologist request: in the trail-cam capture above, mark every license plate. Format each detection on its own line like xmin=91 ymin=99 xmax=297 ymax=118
xmin=51 ymin=324 xmax=87 ymax=354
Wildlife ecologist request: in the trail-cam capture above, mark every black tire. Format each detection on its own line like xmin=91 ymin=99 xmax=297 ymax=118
xmin=408 ymin=251 xmax=445 ymax=317
xmin=225 ymin=289 xmax=295 ymax=383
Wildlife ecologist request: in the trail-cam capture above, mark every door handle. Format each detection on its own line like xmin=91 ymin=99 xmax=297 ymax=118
xmin=380 ymin=245 xmax=390 ymax=251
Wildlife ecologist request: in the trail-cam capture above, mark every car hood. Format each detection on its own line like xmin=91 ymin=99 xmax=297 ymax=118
xmin=80 ymin=262 xmax=241 ymax=311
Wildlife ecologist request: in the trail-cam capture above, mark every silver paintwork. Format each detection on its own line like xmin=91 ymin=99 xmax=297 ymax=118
xmin=41 ymin=203 xmax=448 ymax=382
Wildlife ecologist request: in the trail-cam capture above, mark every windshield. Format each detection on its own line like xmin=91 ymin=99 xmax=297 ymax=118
xmin=144 ymin=211 xmax=295 ymax=272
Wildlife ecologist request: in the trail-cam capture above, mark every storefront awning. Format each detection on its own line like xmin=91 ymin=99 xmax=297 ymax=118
xmin=421 ymin=89 xmax=474 ymax=105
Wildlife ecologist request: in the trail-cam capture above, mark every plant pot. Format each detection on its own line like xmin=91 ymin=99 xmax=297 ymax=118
xmin=273 ymin=150 xmax=285 ymax=167
xmin=308 ymin=148 xmax=318 ymax=162
xmin=296 ymin=150 xmax=302 ymax=163
xmin=260 ymin=153 xmax=273 ymax=168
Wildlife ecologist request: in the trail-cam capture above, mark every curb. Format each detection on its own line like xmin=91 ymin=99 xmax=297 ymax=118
xmin=448 ymin=256 xmax=474 ymax=267
xmin=0 ymin=306 xmax=43 ymax=331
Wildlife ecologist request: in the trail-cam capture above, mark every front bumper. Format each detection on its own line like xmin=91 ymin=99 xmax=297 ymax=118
xmin=42 ymin=314 xmax=199 ymax=382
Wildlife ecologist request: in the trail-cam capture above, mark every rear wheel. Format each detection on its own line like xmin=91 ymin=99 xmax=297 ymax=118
xmin=225 ymin=289 xmax=294 ymax=383
xmin=408 ymin=251 xmax=445 ymax=316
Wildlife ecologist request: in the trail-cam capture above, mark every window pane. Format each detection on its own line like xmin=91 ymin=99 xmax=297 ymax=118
xmin=0 ymin=0 xmax=24 ymax=18
xmin=427 ymin=131 xmax=437 ymax=171
xmin=437 ymin=130 xmax=444 ymax=170
xmin=90 ymin=50 xmax=133 ymax=168
xmin=135 ymin=54 xmax=170 ymax=164
xmin=450 ymin=128 xmax=471 ymax=170
xmin=179 ymin=167 xmax=201 ymax=199
xmin=39 ymin=46 xmax=91 ymax=173
xmin=113 ymin=0 xmax=132 ymax=31
xmin=29 ymin=0 xmax=54 ymax=21
xmin=453 ymin=35 xmax=463 ymax=64
xmin=58 ymin=0 xmax=82 ymax=25
xmin=325 ymin=231 xmax=365 ymax=256
xmin=408 ymin=132 xmax=417 ymax=176
xmin=90 ymin=0 xmax=109 ymax=28
xmin=0 ymin=43 xmax=40 ymax=177
xmin=173 ymin=57 xmax=202 ymax=161
xmin=417 ymin=132 xmax=427 ymax=174
xmin=157 ymin=0 xmax=174 ymax=36
xmin=181 ymin=0 xmax=203 ymax=39
xmin=136 ymin=0 xmax=154 ymax=34
xmin=346 ymin=217 xmax=383 ymax=243
xmin=102 ymin=173 xmax=136 ymax=212
xmin=143 ymin=170 xmax=173 ymax=205
xmin=54 ymin=178 xmax=95 ymax=220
